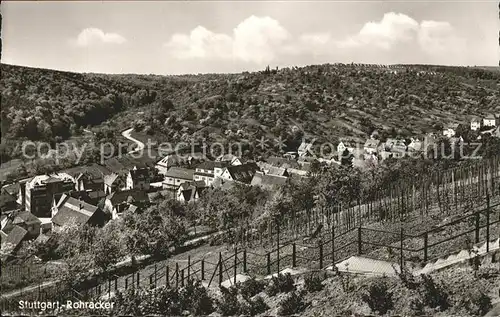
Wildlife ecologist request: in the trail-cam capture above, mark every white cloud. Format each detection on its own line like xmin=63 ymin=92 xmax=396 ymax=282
xmin=165 ymin=15 xmax=290 ymax=64
xmin=336 ymin=12 xmax=465 ymax=57
xmin=164 ymin=13 xmax=465 ymax=65
xmin=74 ymin=28 xmax=127 ymax=47
xmin=418 ymin=21 xmax=465 ymax=55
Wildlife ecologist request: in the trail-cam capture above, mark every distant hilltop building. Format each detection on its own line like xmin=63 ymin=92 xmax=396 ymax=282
xmin=483 ymin=114 xmax=498 ymax=128
xmin=470 ymin=117 xmax=481 ymax=131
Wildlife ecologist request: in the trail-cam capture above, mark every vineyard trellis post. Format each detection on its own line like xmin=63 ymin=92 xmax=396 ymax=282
xmin=154 ymin=264 xmax=157 ymax=287
xmin=266 ymin=253 xmax=271 ymax=275
xmin=486 ymin=193 xmax=490 ymax=252
xmin=166 ymin=265 xmax=170 ymax=287
xmin=357 ymin=226 xmax=362 ymax=255
xmin=243 ymin=250 xmax=247 ymax=273
xmin=276 ymin=220 xmax=280 ymax=274
xmin=400 ymin=227 xmax=404 ymax=270
xmin=292 ymin=243 xmax=296 ymax=268
xmin=218 ymin=252 xmax=223 ymax=287
xmin=201 ymin=260 xmax=205 ymax=280
xmin=423 ymin=231 xmax=428 ymax=262
xmin=475 ymin=212 xmax=480 ymax=243
xmin=318 ymin=239 xmax=323 ymax=269
xmin=234 ymin=247 xmax=238 ymax=285
xmin=331 ymin=223 xmax=335 ymax=266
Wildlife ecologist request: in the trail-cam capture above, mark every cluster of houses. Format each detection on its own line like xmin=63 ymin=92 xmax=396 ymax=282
xmin=2 ymin=113 xmax=499 ymax=260
xmin=0 ymin=149 xmax=311 ymax=260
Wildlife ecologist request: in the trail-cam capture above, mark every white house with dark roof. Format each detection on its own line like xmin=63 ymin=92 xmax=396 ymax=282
xmin=193 ymin=161 xmax=230 ymax=186
xmin=216 ymin=154 xmax=243 ymax=166
xmin=126 ymin=166 xmax=151 ymax=191
xmin=176 ymin=181 xmax=207 ymax=203
xmin=104 ymin=173 xmax=123 ymax=195
xmin=162 ymin=167 xmax=195 ymax=190
xmin=104 ymin=189 xmax=149 ymax=219
xmin=220 ymin=162 xmax=260 ymax=184
xmin=156 ymin=153 xmax=205 ymax=175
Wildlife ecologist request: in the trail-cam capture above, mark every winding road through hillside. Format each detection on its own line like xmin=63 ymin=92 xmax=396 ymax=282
xmin=122 ymin=128 xmax=145 ymax=154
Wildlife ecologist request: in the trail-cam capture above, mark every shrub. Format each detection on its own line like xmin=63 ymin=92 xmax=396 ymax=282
xmin=141 ymin=287 xmax=182 ymax=316
xmin=241 ymin=296 xmax=269 ymax=316
xmin=456 ymin=287 xmax=492 ymax=316
xmin=395 ymin=264 xmax=419 ymax=290
xmin=240 ymin=277 xmax=267 ymax=299
xmin=477 ymin=266 xmax=499 ymax=279
xmin=266 ymin=273 xmax=295 ymax=296
xmin=361 ymin=278 xmax=394 ymax=315
xmin=278 ymin=291 xmax=308 ymax=316
xmin=217 ymin=286 xmax=241 ymax=316
xmin=419 ymin=274 xmax=449 ymax=310
xmin=178 ymin=280 xmax=214 ymax=315
xmin=304 ymin=272 xmax=324 ymax=293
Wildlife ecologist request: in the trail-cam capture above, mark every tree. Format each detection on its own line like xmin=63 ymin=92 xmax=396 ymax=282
xmin=91 ymin=221 xmax=125 ymax=274
xmin=123 ymin=204 xmax=187 ymax=257
xmin=340 ymin=149 xmax=353 ymax=167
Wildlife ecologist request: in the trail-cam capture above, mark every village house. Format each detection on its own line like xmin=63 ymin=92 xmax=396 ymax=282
xmin=21 ymin=173 xmax=75 ymax=218
xmin=470 ymin=118 xmax=481 ymax=131
xmin=363 ymin=139 xmax=380 ymax=154
xmin=220 ymin=162 xmax=260 ymax=184
xmin=162 ymin=167 xmax=195 ymax=190
xmin=193 ymin=161 xmax=230 ymax=187
xmin=156 ymin=153 xmax=205 ymax=175
xmin=216 ymin=154 xmax=243 ymax=166
xmin=104 ymin=173 xmax=124 ymax=195
xmin=104 ymin=189 xmax=149 ymax=219
xmin=442 ymin=123 xmax=459 ymax=138
xmin=176 ymin=181 xmax=207 ymax=203
xmin=389 ymin=143 xmax=407 ymax=158
xmin=265 ymin=156 xmax=300 ymax=169
xmin=337 ymin=140 xmax=357 ymax=153
xmin=1 ymin=225 xmax=29 ymax=261
xmin=1 ymin=210 xmax=41 ymax=240
xmin=297 ymin=141 xmax=314 ymax=158
xmin=250 ymin=171 xmax=288 ymax=190
xmin=483 ymin=114 xmax=498 ymax=127
xmin=258 ymin=163 xmax=289 ymax=177
xmin=72 ymin=166 xmax=108 ymax=202
xmin=0 ymin=187 xmax=19 ymax=213
xmin=126 ymin=166 xmax=151 ymax=191
xmin=52 ymin=194 xmax=108 ymax=232
xmin=407 ymin=137 xmax=423 ymax=152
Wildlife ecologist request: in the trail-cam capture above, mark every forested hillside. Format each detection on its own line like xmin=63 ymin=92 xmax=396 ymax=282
xmin=1 ymin=63 xmax=499 ymax=161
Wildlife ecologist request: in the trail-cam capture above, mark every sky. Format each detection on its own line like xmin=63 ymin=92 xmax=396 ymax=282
xmin=1 ymin=0 xmax=499 ymax=75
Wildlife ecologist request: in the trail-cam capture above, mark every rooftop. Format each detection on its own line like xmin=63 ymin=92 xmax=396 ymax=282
xmin=52 ymin=194 xmax=100 ymax=227
xmin=164 ymin=167 xmax=195 ymax=180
